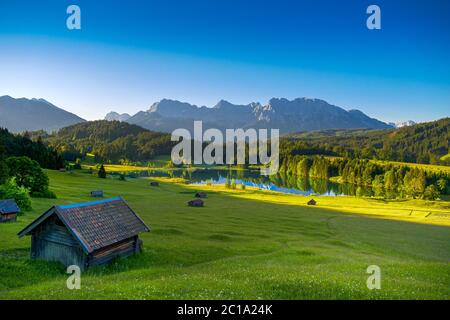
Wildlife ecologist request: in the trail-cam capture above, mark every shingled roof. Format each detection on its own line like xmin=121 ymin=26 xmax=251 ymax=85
xmin=0 ymin=199 xmax=20 ymax=214
xmin=18 ymin=197 xmax=150 ymax=253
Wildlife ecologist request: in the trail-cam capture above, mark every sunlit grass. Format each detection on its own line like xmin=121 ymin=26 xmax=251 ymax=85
xmin=176 ymin=181 xmax=450 ymax=227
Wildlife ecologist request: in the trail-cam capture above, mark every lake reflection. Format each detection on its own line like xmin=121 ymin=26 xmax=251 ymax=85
xmin=119 ymin=169 xmax=374 ymax=197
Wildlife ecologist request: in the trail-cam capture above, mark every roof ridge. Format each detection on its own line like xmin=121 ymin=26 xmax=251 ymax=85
xmin=57 ymin=196 xmax=122 ymax=210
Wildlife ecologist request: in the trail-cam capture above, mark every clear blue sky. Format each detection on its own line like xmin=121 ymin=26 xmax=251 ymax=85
xmin=0 ymin=0 xmax=449 ymax=122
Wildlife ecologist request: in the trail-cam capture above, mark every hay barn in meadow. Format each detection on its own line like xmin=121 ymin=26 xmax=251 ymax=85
xmin=0 ymin=199 xmax=20 ymax=223
xmin=195 ymin=192 xmax=207 ymax=198
xmin=90 ymin=190 xmax=104 ymax=197
xmin=188 ymin=199 xmax=204 ymax=207
xmin=17 ymin=197 xmax=150 ymax=268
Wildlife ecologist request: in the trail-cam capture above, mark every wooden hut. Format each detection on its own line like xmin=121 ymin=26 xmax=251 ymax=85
xmin=150 ymin=181 xmax=159 ymax=187
xmin=17 ymin=197 xmax=150 ymax=269
xmin=307 ymin=199 xmax=317 ymax=206
xmin=0 ymin=199 xmax=20 ymax=223
xmin=188 ymin=199 xmax=204 ymax=207
xmin=195 ymin=192 xmax=207 ymax=198
xmin=90 ymin=190 xmax=103 ymax=197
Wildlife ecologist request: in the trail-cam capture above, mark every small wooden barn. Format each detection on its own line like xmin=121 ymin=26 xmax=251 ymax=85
xmin=0 ymin=199 xmax=20 ymax=223
xmin=307 ymin=199 xmax=317 ymax=206
xmin=188 ymin=199 xmax=204 ymax=207
xmin=90 ymin=190 xmax=103 ymax=197
xmin=195 ymin=192 xmax=207 ymax=198
xmin=18 ymin=197 xmax=150 ymax=269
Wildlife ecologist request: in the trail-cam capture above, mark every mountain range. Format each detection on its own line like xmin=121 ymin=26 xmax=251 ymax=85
xmin=0 ymin=95 xmax=85 ymax=133
xmin=108 ymin=98 xmax=392 ymax=134
xmin=0 ymin=95 xmax=393 ymax=134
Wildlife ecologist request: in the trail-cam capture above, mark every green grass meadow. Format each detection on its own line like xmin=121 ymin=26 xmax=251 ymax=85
xmin=0 ymin=170 xmax=449 ymax=299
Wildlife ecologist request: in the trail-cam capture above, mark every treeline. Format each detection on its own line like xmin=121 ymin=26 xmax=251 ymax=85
xmin=1 ymin=128 xmax=61 ymax=208
xmin=26 ymin=118 xmax=449 ymax=168
xmin=284 ymin=118 xmax=450 ymax=165
xmin=35 ymin=120 xmax=173 ymax=163
xmin=0 ymin=128 xmax=64 ymax=169
xmin=279 ymin=155 xmax=450 ymax=200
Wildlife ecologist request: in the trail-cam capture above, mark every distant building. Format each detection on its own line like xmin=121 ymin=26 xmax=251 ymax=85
xmin=307 ymin=199 xmax=317 ymax=206
xmin=90 ymin=190 xmax=104 ymax=197
xmin=195 ymin=192 xmax=207 ymax=198
xmin=0 ymin=199 xmax=20 ymax=223
xmin=188 ymin=199 xmax=204 ymax=207
xmin=18 ymin=197 xmax=150 ymax=269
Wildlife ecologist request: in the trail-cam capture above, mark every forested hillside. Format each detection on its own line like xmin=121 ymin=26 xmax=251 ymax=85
xmin=39 ymin=120 xmax=173 ymax=162
xmin=284 ymin=118 xmax=449 ymax=165
xmin=14 ymin=117 xmax=448 ymax=168
xmin=0 ymin=128 xmax=63 ymax=169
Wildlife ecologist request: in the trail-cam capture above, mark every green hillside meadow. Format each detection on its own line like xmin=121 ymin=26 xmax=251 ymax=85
xmin=0 ymin=169 xmax=449 ymax=299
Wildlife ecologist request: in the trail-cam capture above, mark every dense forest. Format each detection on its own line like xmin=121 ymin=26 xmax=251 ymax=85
xmin=0 ymin=129 xmax=57 ymax=209
xmin=279 ymin=155 xmax=449 ymax=199
xmin=33 ymin=120 xmax=173 ymax=163
xmin=275 ymin=119 xmax=450 ymax=199
xmin=25 ymin=118 xmax=449 ymax=168
xmin=0 ymin=128 xmax=63 ymax=169
xmin=284 ymin=118 xmax=450 ymax=165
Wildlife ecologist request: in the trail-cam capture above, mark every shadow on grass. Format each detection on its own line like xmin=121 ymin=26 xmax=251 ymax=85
xmin=0 ymin=251 xmax=65 ymax=291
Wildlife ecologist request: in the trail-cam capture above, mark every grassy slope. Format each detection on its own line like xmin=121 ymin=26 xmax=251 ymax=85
xmin=0 ymin=170 xmax=449 ymax=299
